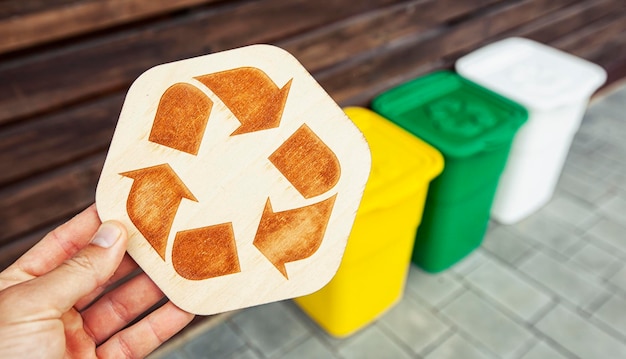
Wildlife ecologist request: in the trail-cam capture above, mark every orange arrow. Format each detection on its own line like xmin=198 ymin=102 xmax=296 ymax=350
xmin=149 ymin=82 xmax=213 ymax=155
xmin=195 ymin=67 xmax=292 ymax=135
xmin=120 ymin=164 xmax=197 ymax=259
xmin=172 ymin=223 xmax=241 ymax=280
xmin=269 ymin=124 xmax=341 ymax=199
xmin=253 ymin=194 xmax=337 ymax=279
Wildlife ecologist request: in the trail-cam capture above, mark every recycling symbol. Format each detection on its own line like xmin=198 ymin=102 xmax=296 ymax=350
xmin=120 ymin=67 xmax=339 ymax=281
xmin=96 ymin=45 xmax=371 ymax=315
xmin=428 ymin=98 xmax=496 ymax=137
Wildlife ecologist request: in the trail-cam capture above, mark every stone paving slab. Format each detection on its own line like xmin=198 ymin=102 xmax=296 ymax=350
xmin=405 ymin=266 xmax=464 ymax=309
xmin=519 ymin=251 xmax=608 ymax=309
xmin=378 ymin=294 xmax=451 ymax=354
xmin=424 ymin=333 xmax=495 ymax=359
xmin=440 ymin=291 xmax=534 ymax=358
xmin=464 ymin=259 xmax=553 ymax=322
xmin=518 ymin=340 xmax=570 ymax=359
xmin=536 ymin=304 xmax=626 ymax=359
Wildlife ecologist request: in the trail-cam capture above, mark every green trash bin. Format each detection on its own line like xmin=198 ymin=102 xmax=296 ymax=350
xmin=372 ymin=71 xmax=527 ymax=272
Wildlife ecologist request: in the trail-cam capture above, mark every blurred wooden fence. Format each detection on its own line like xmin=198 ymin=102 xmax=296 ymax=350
xmin=1 ymin=0 xmax=625 ymax=270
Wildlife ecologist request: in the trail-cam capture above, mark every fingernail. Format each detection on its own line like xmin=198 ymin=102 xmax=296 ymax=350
xmin=91 ymin=222 xmax=122 ymax=248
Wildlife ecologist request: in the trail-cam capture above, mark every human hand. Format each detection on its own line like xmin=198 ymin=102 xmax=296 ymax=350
xmin=0 ymin=204 xmax=194 ymax=358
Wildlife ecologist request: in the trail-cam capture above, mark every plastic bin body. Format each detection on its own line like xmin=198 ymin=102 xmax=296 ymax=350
xmin=456 ymin=37 xmax=607 ymax=224
xmin=295 ymin=107 xmax=443 ymax=337
xmin=373 ymin=71 xmax=527 ymax=273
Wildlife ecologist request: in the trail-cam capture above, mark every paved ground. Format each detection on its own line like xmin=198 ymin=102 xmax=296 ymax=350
xmin=152 ymin=82 xmax=626 ymax=359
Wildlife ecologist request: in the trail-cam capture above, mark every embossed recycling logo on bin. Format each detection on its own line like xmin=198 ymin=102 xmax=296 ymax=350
xmin=96 ymin=45 xmax=371 ymax=315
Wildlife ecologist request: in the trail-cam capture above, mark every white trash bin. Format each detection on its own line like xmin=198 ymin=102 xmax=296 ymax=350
xmin=456 ymin=37 xmax=606 ymax=224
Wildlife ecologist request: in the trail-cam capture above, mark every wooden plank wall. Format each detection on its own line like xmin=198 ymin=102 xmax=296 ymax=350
xmin=1 ymin=0 xmax=626 ymax=271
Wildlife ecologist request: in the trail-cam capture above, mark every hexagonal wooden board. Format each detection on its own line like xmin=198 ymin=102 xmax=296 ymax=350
xmin=96 ymin=44 xmax=371 ymax=315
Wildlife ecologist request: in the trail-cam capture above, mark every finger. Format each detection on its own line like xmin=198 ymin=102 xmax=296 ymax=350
xmin=96 ymin=301 xmax=194 ymax=358
xmin=2 ymin=221 xmax=128 ymax=321
xmin=74 ymin=254 xmax=140 ymax=311
xmin=62 ymin=309 xmax=96 ymax=359
xmin=82 ymin=273 xmax=164 ymax=344
xmin=0 ymin=204 xmax=100 ymax=288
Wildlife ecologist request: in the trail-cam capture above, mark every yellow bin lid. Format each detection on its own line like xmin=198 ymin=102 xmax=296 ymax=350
xmin=344 ymin=107 xmax=444 ymax=213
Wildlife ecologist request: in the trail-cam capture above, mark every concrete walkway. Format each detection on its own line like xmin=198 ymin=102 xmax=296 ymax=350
xmin=152 ymin=81 xmax=626 ymax=359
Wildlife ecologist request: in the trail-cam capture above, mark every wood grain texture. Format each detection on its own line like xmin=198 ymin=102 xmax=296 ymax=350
xmin=484 ymin=0 xmax=577 ymax=37
xmin=253 ymin=195 xmax=337 ymax=279
xmin=0 ymin=0 xmax=80 ymax=19
xmin=95 ymin=46 xmax=371 ymax=314
xmin=172 ymin=223 xmax=240 ymax=280
xmin=149 ymin=83 xmax=213 ymax=155
xmin=315 ymin=0 xmax=595 ymax=105
xmin=0 ymin=222 xmax=60 ymax=271
xmin=279 ymin=0 xmax=505 ymax=72
xmin=269 ymin=124 xmax=341 ymax=199
xmin=501 ymin=0 xmax=621 ymax=46
xmin=0 ymin=154 xmax=104 ymax=245
xmin=557 ymin=11 xmax=626 ymax=84
xmin=588 ymin=30 xmax=626 ymax=82
xmin=121 ymin=164 xmax=197 ymax=260
xmin=0 ymin=0 xmax=224 ymax=54
xmin=0 ymin=0 xmax=403 ymax=125
xmin=554 ymin=10 xmax=626 ymax=58
xmin=195 ymin=67 xmax=292 ymax=135
xmin=0 ymin=94 xmax=122 ymax=186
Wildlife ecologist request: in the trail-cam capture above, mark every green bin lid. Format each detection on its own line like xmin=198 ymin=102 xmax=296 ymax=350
xmin=372 ymin=71 xmax=527 ymax=158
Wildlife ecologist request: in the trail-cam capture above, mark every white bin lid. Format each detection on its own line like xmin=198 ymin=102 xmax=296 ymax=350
xmin=456 ymin=37 xmax=607 ymax=110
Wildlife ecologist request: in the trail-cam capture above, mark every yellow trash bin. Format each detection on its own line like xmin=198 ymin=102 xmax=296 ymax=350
xmin=294 ymin=107 xmax=443 ymax=337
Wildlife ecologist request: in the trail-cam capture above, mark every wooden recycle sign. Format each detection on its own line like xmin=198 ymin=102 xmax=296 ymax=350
xmin=96 ymin=45 xmax=371 ymax=315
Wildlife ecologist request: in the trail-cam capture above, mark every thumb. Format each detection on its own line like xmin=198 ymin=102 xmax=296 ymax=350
xmin=16 ymin=221 xmax=128 ymax=317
